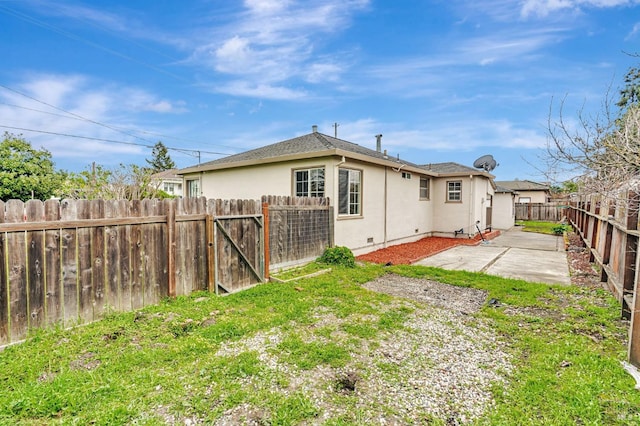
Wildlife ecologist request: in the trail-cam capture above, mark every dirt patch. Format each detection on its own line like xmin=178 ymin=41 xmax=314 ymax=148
xmin=363 ymin=273 xmax=488 ymax=314
xmin=566 ymin=232 xmax=601 ymax=289
xmin=357 ymin=231 xmax=500 ymax=265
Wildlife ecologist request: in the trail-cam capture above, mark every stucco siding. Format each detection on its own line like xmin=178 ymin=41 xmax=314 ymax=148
xmin=493 ymin=193 xmax=515 ymax=229
xmin=332 ymin=160 xmax=432 ymax=255
xmin=516 ymin=190 xmax=548 ymax=203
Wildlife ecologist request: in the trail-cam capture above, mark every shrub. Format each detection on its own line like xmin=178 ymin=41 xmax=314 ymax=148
xmin=319 ymin=246 xmax=355 ymax=268
xmin=552 ymin=224 xmax=569 ymax=235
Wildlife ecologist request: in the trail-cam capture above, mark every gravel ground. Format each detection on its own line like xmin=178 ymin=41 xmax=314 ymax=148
xmin=213 ymin=274 xmax=512 ymax=425
xmin=211 ymin=231 xmax=605 ymax=425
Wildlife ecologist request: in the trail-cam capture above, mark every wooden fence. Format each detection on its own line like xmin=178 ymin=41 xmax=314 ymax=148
xmin=263 ymin=196 xmax=333 ymax=271
xmin=568 ymin=192 xmax=640 ymax=368
xmin=515 ymin=202 xmax=567 ymax=222
xmin=0 ymin=196 xmax=333 ymax=345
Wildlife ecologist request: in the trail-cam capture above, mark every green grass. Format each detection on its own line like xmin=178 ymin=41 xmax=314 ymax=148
xmin=1 ymin=263 xmax=638 ymax=425
xmin=517 ymin=220 xmax=566 ymax=235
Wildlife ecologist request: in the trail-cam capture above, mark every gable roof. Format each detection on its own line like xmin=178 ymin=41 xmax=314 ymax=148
xmin=178 ymin=131 xmax=494 ymax=180
xmin=495 ymin=185 xmax=515 ymax=193
xmin=151 ymin=168 xmax=182 ymax=180
xmin=420 ymin=162 xmax=479 ymax=174
xmin=495 ymin=180 xmax=549 ymax=191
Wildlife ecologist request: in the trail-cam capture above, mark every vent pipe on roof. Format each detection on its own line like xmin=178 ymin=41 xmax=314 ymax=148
xmin=312 ymin=125 xmax=318 ymax=133
xmin=375 ymin=134 xmax=383 ymax=152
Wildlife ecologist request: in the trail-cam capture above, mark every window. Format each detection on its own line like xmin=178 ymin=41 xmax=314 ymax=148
xmin=294 ymin=167 xmax=325 ymax=197
xmin=401 ymin=172 xmax=411 ymax=179
xmin=186 ymin=179 xmax=200 ymax=198
xmin=420 ymin=177 xmax=430 ymax=199
xmin=447 ymin=180 xmax=462 ymax=202
xmin=338 ymin=168 xmax=361 ymax=216
xmin=163 ymin=182 xmax=182 ymax=195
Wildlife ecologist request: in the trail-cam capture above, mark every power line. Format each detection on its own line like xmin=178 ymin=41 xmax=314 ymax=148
xmin=0 ymin=83 xmax=157 ymax=145
xmin=0 ymin=99 xmax=240 ymax=151
xmin=0 ymin=125 xmax=230 ymax=158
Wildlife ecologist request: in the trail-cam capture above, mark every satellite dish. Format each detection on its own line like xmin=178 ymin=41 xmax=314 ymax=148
xmin=473 ymin=154 xmax=498 ymax=172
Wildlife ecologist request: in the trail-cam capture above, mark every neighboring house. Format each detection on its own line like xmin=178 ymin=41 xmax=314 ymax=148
xmin=495 ymin=180 xmax=550 ymax=203
xmin=179 ymin=127 xmax=496 ymax=255
xmin=151 ymin=169 xmax=183 ymax=197
xmin=493 ymin=185 xmax=516 ymax=230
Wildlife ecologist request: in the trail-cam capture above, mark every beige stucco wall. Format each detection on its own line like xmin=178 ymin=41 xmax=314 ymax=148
xmin=493 ymin=192 xmax=516 ymax=230
xmin=182 ymin=157 xmax=335 ymax=200
xmin=183 ymin=157 xmax=436 ymax=255
xmin=515 ymin=190 xmax=548 ymax=203
xmin=332 ymin=161 xmax=433 ymax=255
xmin=431 ymin=175 xmax=494 ymax=237
xmin=182 ymin=158 xmax=494 ymax=255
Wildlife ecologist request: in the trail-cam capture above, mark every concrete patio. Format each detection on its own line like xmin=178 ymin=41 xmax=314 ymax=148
xmin=414 ymin=227 xmax=570 ymax=285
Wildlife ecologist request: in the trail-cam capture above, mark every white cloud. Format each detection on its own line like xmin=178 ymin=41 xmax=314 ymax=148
xmin=627 ymin=22 xmax=640 ymax=39
xmin=214 ymin=81 xmax=307 ymax=99
xmin=329 ymin=118 xmax=547 ymax=155
xmin=0 ymin=74 xmax=187 ymax=164
xmin=521 ymin=0 xmax=640 ymax=18
xmin=190 ymin=0 xmax=370 ymax=97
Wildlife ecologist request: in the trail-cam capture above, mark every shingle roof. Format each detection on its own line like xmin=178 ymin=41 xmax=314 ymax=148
xmin=495 ymin=180 xmax=549 ymax=191
xmin=179 ymin=131 xmax=424 ymax=172
xmin=151 ymin=168 xmax=181 ymax=179
xmin=495 ymin=185 xmax=515 ymax=193
xmin=419 ymin=162 xmax=479 ymax=174
xmin=179 ymin=131 xmax=493 ymax=179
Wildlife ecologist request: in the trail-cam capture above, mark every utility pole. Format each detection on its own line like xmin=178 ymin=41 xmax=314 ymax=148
xmin=333 ymin=122 xmax=339 ymax=138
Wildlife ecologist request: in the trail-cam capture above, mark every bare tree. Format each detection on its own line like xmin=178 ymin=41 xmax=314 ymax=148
xmin=543 ymin=60 xmax=640 ymax=211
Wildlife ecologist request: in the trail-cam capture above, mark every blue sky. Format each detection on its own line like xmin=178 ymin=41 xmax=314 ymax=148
xmin=1 ymin=0 xmax=638 ymax=181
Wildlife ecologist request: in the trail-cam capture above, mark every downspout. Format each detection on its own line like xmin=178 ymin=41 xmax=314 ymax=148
xmin=469 ymin=175 xmax=474 ymax=237
xmin=384 ymin=166 xmax=388 ymax=248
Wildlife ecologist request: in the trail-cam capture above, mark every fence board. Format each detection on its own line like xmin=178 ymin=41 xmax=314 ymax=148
xmin=0 ymin=200 xmax=7 ymax=342
xmin=44 ymin=199 xmax=61 ymax=326
xmin=90 ymin=200 xmax=106 ymax=319
xmin=6 ymin=200 xmax=28 ymax=341
xmin=26 ymin=200 xmax=45 ymax=331
xmin=76 ymin=200 xmax=93 ymax=323
xmin=60 ymin=200 xmax=79 ymax=325
xmin=129 ymin=200 xmax=144 ymax=310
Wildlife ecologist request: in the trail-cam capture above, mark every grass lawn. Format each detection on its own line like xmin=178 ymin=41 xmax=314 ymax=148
xmin=1 ymin=263 xmax=638 ymax=425
xmin=517 ymin=220 xmax=568 ymax=235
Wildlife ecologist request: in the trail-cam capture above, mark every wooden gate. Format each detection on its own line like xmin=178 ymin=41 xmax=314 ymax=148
xmin=213 ymin=213 xmax=265 ymax=294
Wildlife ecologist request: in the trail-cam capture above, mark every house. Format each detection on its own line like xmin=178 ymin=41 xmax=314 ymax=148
xmin=151 ymin=169 xmax=183 ymax=197
xmin=495 ymin=180 xmax=550 ymax=203
xmin=178 ymin=127 xmax=496 ymax=255
xmin=492 ymin=185 xmax=516 ymax=229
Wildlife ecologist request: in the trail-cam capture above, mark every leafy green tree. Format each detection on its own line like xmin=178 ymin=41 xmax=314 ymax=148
xmin=0 ymin=132 xmax=62 ymax=201
xmin=146 ymin=141 xmax=176 ymax=173
xmin=56 ymin=163 xmax=112 ymax=200
xmin=617 ymin=65 xmax=640 ymax=111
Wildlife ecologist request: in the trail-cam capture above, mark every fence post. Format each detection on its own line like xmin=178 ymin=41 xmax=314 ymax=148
xmin=262 ymin=202 xmax=270 ymax=281
xmin=167 ymin=200 xmax=176 ymax=298
xmin=206 ymin=214 xmax=215 ymax=293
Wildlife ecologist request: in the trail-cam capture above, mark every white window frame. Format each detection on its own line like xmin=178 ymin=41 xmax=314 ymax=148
xmin=186 ymin=179 xmax=200 ymax=198
xmin=293 ymin=167 xmax=325 ymax=197
xmin=420 ymin=177 xmax=430 ymax=200
xmin=338 ymin=168 xmax=362 ymax=216
xmin=447 ymin=180 xmax=462 ymax=202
